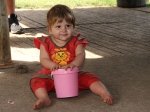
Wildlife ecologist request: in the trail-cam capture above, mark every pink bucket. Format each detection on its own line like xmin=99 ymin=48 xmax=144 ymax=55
xmin=51 ymin=67 xmax=79 ymax=98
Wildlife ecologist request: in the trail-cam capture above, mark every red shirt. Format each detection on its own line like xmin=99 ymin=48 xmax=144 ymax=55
xmin=34 ymin=35 xmax=88 ymax=74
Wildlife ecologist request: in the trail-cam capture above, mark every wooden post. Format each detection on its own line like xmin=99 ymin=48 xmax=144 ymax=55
xmin=0 ymin=0 xmax=13 ymax=68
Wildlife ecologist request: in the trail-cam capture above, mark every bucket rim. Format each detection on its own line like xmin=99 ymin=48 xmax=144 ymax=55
xmin=51 ymin=67 xmax=79 ymax=75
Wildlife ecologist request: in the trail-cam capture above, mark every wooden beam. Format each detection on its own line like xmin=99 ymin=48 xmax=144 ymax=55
xmin=0 ymin=0 xmax=13 ymax=68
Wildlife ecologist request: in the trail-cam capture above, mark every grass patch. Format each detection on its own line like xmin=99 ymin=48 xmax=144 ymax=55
xmin=16 ymin=0 xmax=117 ymax=9
xmin=147 ymin=0 xmax=150 ymax=7
xmin=16 ymin=0 xmax=150 ymax=9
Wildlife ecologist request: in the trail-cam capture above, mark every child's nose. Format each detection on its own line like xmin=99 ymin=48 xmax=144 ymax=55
xmin=61 ymin=26 xmax=67 ymax=32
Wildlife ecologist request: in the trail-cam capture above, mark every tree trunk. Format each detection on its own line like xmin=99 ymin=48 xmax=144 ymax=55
xmin=0 ymin=0 xmax=12 ymax=67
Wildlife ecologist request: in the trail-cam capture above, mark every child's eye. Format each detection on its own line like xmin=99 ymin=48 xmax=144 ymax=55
xmin=66 ymin=24 xmax=71 ymax=28
xmin=56 ymin=26 xmax=61 ymax=28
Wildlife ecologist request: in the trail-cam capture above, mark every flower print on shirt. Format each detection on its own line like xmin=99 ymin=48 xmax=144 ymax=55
xmin=51 ymin=48 xmax=70 ymax=66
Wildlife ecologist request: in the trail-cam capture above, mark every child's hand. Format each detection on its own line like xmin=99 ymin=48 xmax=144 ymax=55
xmin=49 ymin=62 xmax=60 ymax=71
xmin=62 ymin=63 xmax=76 ymax=70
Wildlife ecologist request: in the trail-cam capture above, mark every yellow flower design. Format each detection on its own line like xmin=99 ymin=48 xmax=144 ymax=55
xmin=51 ymin=48 xmax=70 ymax=66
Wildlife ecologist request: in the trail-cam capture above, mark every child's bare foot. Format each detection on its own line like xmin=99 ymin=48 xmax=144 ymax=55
xmin=33 ymin=99 xmax=44 ymax=110
xmin=89 ymin=81 xmax=113 ymax=105
xmin=100 ymin=91 xmax=113 ymax=105
xmin=33 ymin=98 xmax=51 ymax=110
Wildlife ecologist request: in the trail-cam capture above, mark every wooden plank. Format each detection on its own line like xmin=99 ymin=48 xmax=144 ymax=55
xmin=76 ymin=23 xmax=150 ymax=55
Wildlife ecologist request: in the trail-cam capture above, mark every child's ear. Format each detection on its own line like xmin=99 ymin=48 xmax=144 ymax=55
xmin=48 ymin=29 xmax=52 ymax=33
xmin=48 ymin=26 xmax=52 ymax=33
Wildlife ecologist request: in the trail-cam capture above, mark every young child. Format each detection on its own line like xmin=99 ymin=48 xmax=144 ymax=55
xmin=30 ymin=4 xmax=113 ymax=110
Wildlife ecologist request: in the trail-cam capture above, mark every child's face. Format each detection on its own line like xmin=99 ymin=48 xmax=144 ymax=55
xmin=49 ymin=19 xmax=74 ymax=41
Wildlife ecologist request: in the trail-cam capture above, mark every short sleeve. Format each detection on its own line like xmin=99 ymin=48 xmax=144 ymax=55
xmin=76 ymin=38 xmax=88 ymax=47
xmin=33 ymin=36 xmax=49 ymax=51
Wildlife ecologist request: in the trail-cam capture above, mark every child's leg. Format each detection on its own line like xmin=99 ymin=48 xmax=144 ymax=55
xmin=89 ymin=81 xmax=113 ymax=105
xmin=30 ymin=78 xmax=54 ymax=109
xmin=33 ymin=88 xmax=51 ymax=110
xmin=79 ymin=72 xmax=113 ymax=105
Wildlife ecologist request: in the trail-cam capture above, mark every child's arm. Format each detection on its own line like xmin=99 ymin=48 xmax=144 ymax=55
xmin=72 ymin=44 xmax=85 ymax=67
xmin=63 ymin=44 xmax=85 ymax=69
xmin=40 ymin=44 xmax=60 ymax=70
